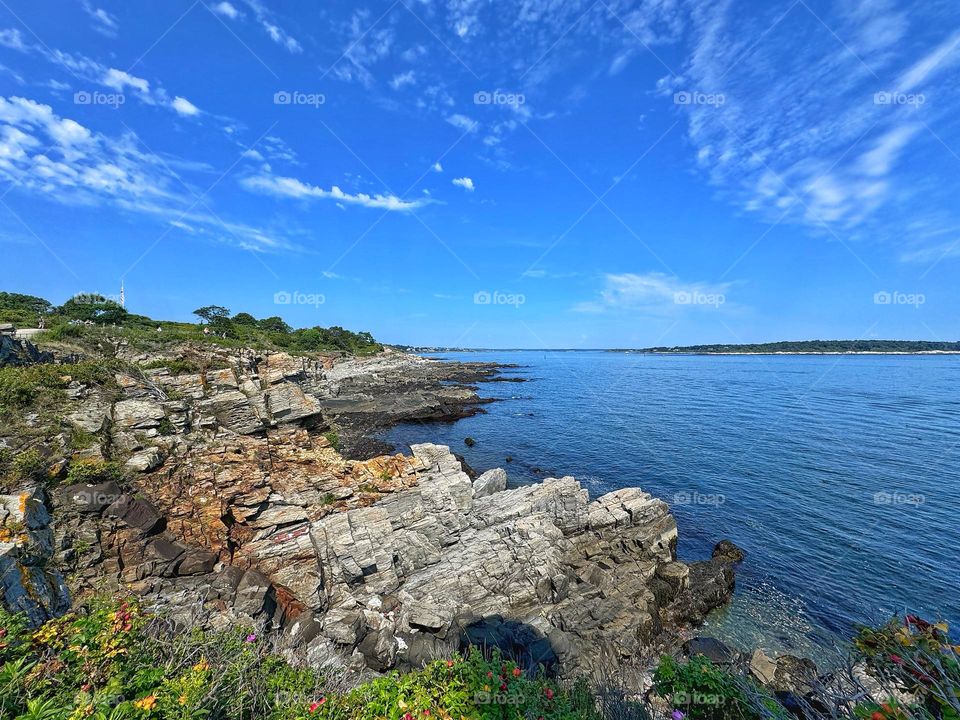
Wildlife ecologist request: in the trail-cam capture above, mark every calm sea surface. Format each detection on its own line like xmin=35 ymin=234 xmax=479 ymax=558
xmin=380 ymin=351 xmax=960 ymax=658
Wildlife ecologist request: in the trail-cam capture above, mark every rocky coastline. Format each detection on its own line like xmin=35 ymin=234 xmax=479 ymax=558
xmin=2 ymin=339 xmax=747 ymax=688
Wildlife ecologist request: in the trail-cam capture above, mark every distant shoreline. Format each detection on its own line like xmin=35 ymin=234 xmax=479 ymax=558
xmin=401 ymin=348 xmax=960 ymax=355
xmin=617 ymin=350 xmax=960 ymax=356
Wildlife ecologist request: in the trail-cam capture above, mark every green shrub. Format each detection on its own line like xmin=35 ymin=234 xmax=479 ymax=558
xmin=654 ymin=654 xmax=783 ymax=720
xmin=0 ymin=600 xmax=603 ymax=720
xmin=10 ymin=449 xmax=48 ymax=483
xmin=0 ymin=361 xmax=119 ymax=409
xmin=323 ymin=431 xmax=340 ymax=450
xmin=141 ymin=359 xmax=202 ymax=375
xmin=65 ymin=459 xmax=124 ymax=486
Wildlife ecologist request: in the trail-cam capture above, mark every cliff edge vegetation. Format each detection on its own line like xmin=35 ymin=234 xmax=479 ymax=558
xmin=0 ymin=292 xmax=381 ymax=355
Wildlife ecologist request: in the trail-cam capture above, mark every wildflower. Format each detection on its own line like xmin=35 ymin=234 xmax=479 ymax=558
xmin=193 ymin=659 xmax=210 ymax=672
xmin=178 ymin=694 xmax=188 ymax=706
xmin=403 ymin=714 xmax=413 ymax=720
xmin=871 ymin=712 xmax=884 ymax=720
xmin=512 ymin=667 xmax=522 ymax=678
xmin=134 ymin=696 xmax=157 ymax=711
xmin=888 ymin=653 xmax=903 ymax=665
xmin=500 ymin=683 xmax=507 ymax=691
xmin=487 ymin=671 xmax=494 ymax=679
xmin=309 ymin=699 xmax=325 ymax=713
xmin=447 ymin=660 xmax=455 ymax=668
xmin=544 ymin=688 xmax=554 ymax=701
xmin=424 ymin=711 xmax=431 ymax=717
xmin=672 ymin=711 xmax=686 ymax=720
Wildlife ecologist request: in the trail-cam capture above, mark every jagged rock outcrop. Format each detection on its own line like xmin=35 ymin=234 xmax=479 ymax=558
xmin=1 ymin=343 xmax=738 ymax=683
xmin=0 ymin=487 xmax=71 ymax=624
xmin=0 ymin=335 xmax=53 ymax=367
xmin=43 ymin=438 xmax=734 ymax=682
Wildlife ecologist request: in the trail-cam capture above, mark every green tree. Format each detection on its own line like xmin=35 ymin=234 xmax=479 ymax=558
xmin=59 ymin=294 xmax=128 ymax=325
xmin=193 ymin=305 xmax=231 ymax=324
xmin=257 ymin=316 xmax=292 ymax=334
xmin=232 ymin=312 xmax=257 ymax=326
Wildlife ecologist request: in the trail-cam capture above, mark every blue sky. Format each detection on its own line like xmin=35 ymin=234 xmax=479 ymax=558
xmin=1 ymin=0 xmax=958 ymax=348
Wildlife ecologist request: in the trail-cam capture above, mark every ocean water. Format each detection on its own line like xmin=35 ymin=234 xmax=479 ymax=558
xmin=379 ymin=351 xmax=960 ymax=658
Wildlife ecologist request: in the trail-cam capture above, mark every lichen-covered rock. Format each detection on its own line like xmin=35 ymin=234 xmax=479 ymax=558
xmin=0 ymin=487 xmax=71 ymax=624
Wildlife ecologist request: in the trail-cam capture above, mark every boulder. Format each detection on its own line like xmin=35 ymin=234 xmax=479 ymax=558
xmin=233 ymin=569 xmax=274 ymax=618
xmin=750 ymin=648 xmax=778 ymax=685
xmin=772 ymin=655 xmax=819 ymax=695
xmin=472 ymin=468 xmax=507 ymax=498
xmin=105 ymin=495 xmax=164 ymax=534
xmin=712 ymin=539 xmax=746 ymax=564
xmin=112 ymin=399 xmax=166 ymax=430
xmin=61 ymin=482 xmax=123 ymax=514
xmin=124 ymin=448 xmax=163 ymax=473
xmin=683 ymin=636 xmax=737 ymax=664
xmin=263 ymin=383 xmax=323 ymax=424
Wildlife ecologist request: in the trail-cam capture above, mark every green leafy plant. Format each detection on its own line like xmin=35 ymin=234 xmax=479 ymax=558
xmin=654 ymin=654 xmax=783 ymax=720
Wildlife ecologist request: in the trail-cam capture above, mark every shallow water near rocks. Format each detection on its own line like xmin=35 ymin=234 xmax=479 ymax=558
xmin=379 ymin=351 xmax=960 ymax=657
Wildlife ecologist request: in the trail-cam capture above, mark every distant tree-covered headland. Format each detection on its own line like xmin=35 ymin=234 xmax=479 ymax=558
xmin=0 ymin=291 xmax=381 ymax=355
xmin=630 ymin=340 xmax=960 ymax=354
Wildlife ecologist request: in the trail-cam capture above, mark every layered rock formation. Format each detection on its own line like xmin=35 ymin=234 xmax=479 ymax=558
xmin=1 ymin=342 xmax=739 ymax=682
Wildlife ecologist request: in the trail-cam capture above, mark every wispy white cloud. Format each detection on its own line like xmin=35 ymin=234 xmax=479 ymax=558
xmin=446 ymin=113 xmax=478 ymax=133
xmin=668 ymin=0 xmax=960 ymax=251
xmin=573 ymin=272 xmax=732 ymax=314
xmin=240 ymin=173 xmax=429 ymax=211
xmin=451 ymin=176 xmax=475 ymax=191
xmin=212 ymin=2 xmax=241 ymax=20
xmin=102 ymin=68 xmax=150 ymax=96
xmin=171 ymin=96 xmax=201 ymax=117
xmin=389 ymin=70 xmax=416 ymax=90
xmin=2 ymin=29 xmax=202 ymax=117
xmin=81 ymin=1 xmax=119 ymax=37
xmin=893 ymin=29 xmax=960 ymax=93
xmin=236 ymin=0 xmax=300 ymax=52
xmin=0 ymin=95 xmax=291 ymax=252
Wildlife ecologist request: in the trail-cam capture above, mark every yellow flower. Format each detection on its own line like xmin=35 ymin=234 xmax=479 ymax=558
xmin=398 ymin=699 xmax=408 ymax=709
xmin=179 ymin=694 xmax=188 ymax=706
xmin=193 ymin=659 xmax=210 ymax=673
xmin=134 ymin=695 xmax=157 ymax=711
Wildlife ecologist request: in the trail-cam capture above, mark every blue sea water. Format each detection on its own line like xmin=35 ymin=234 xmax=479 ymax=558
xmin=379 ymin=351 xmax=960 ymax=658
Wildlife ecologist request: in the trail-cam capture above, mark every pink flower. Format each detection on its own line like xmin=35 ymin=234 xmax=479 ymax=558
xmin=512 ymin=667 xmax=522 ymax=678
xmin=544 ymin=688 xmax=554 ymax=701
xmin=245 ymin=633 xmax=257 ymax=643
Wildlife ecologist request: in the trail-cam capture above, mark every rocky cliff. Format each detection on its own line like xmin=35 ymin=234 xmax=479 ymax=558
xmin=1 ymin=341 xmax=739 ymax=683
